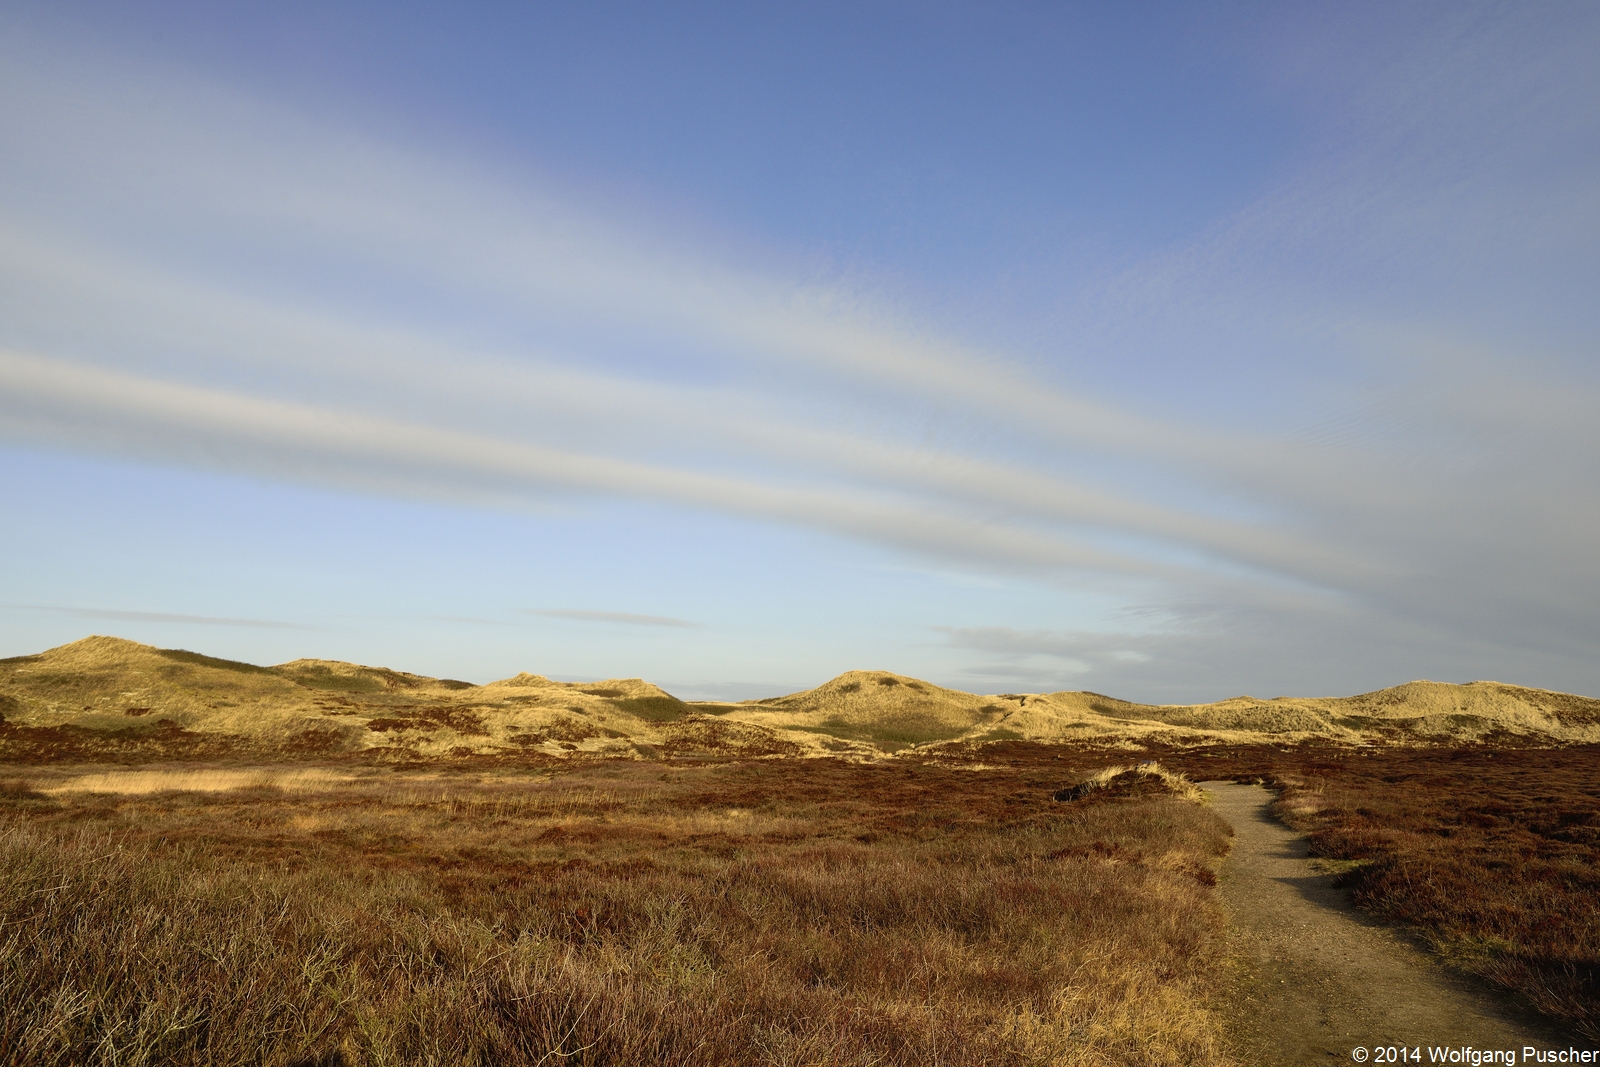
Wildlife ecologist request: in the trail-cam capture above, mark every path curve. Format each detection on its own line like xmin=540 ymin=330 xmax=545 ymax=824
xmin=1204 ymin=782 xmax=1577 ymax=1065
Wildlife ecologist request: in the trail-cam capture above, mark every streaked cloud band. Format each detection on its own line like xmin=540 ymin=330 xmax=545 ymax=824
xmin=0 ymin=349 xmax=1157 ymax=575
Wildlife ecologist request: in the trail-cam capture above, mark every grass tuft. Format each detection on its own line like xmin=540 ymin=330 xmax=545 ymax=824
xmin=1054 ymin=761 xmax=1206 ymax=804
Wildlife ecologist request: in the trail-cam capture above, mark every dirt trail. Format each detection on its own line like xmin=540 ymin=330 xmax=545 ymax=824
xmin=1204 ymin=783 xmax=1578 ymax=1065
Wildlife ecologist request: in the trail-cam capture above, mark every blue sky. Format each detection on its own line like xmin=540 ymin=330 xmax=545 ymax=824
xmin=2 ymin=1 xmax=1597 ymax=701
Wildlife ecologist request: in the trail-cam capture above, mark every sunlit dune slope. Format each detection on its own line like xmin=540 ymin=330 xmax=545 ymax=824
xmin=0 ymin=635 xmax=795 ymax=760
xmin=968 ymin=681 xmax=1600 ymax=746
xmin=726 ymin=670 xmax=1012 ymax=750
xmin=708 ymin=670 xmax=1600 ymax=750
xmin=2 ymin=636 xmax=1597 ymax=762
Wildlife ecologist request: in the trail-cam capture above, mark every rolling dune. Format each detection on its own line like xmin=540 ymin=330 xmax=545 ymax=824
xmin=3 ymin=636 xmax=1598 ymax=763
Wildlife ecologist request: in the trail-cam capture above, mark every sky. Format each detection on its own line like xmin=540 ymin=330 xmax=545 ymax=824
xmin=2 ymin=1 xmax=1597 ymax=702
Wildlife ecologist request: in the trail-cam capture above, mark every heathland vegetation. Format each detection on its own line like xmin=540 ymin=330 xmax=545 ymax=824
xmin=2 ymin=755 xmax=1233 ymax=1066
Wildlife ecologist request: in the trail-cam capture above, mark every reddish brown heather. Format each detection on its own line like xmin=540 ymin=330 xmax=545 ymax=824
xmin=0 ymin=755 xmax=1233 ymax=1067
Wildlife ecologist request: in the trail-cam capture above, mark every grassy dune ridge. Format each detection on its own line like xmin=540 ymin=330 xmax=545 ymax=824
xmin=0 ymin=757 xmax=1232 ymax=1066
xmin=4 ymin=636 xmax=1599 ymax=762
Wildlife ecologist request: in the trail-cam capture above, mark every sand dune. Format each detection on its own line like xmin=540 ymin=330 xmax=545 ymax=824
xmin=2 ymin=636 xmax=1596 ymax=762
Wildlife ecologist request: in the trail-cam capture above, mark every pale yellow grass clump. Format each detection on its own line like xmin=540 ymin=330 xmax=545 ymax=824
xmin=1269 ymin=774 xmax=1326 ymax=822
xmin=42 ymin=767 xmax=355 ymax=795
xmin=1071 ymin=762 xmax=1207 ymax=803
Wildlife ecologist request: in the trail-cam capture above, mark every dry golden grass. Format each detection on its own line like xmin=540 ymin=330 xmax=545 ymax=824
xmin=37 ymin=767 xmax=356 ymax=795
xmin=0 ymin=755 xmax=1236 ymax=1066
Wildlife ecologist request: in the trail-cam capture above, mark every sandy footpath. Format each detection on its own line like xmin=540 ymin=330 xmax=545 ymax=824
xmin=1205 ymin=783 xmax=1581 ymax=1065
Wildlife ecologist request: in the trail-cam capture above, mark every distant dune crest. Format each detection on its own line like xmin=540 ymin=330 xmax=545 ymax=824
xmin=2 ymin=636 xmax=1596 ymax=761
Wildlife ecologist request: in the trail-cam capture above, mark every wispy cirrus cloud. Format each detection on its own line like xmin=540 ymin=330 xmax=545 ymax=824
xmin=0 ymin=349 xmax=1163 ymax=576
xmin=12 ymin=605 xmax=309 ymax=630
xmin=532 ymin=610 xmax=702 ymax=629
